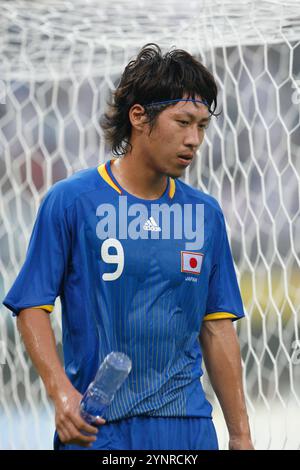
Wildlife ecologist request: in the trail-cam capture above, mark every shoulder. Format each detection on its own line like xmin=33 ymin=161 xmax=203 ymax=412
xmin=42 ymin=167 xmax=100 ymax=210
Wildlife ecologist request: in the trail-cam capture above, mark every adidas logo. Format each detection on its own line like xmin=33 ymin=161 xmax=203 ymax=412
xmin=143 ymin=216 xmax=161 ymax=232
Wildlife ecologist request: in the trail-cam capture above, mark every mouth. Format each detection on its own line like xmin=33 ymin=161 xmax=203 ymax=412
xmin=177 ymin=154 xmax=193 ymax=166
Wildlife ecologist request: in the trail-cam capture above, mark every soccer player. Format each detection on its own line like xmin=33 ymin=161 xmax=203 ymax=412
xmin=3 ymin=43 xmax=254 ymax=450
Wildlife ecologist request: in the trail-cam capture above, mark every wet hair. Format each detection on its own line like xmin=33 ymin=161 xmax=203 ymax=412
xmin=100 ymin=43 xmax=219 ymax=156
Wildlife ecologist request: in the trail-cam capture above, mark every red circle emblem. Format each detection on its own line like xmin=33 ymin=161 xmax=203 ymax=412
xmin=189 ymin=257 xmax=198 ymax=269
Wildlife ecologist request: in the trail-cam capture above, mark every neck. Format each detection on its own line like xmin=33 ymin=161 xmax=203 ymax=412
xmin=111 ymin=152 xmax=168 ymax=200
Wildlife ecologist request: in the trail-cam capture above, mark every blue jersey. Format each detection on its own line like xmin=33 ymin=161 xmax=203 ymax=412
xmin=3 ymin=159 xmax=244 ymax=428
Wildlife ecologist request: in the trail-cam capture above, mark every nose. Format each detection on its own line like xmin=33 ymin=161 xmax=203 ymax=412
xmin=183 ymin=125 xmax=203 ymax=149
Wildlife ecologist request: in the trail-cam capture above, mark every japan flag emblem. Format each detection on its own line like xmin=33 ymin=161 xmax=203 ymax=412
xmin=181 ymin=251 xmax=204 ymax=275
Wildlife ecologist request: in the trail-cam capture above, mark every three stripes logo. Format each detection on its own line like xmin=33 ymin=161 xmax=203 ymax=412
xmin=143 ymin=216 xmax=161 ymax=232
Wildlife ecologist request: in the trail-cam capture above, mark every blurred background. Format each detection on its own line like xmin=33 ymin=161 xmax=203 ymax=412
xmin=0 ymin=0 xmax=299 ymax=449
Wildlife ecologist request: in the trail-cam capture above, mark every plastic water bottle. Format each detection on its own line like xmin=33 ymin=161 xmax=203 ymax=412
xmin=80 ymin=352 xmax=132 ymax=425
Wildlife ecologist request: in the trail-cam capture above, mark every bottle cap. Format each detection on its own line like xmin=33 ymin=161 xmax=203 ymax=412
xmin=106 ymin=352 xmax=132 ymax=373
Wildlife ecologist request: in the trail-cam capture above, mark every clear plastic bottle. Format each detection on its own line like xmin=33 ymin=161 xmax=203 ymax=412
xmin=80 ymin=352 xmax=132 ymax=425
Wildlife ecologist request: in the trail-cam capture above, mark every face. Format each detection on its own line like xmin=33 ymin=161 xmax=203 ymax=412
xmin=133 ymin=95 xmax=211 ymax=178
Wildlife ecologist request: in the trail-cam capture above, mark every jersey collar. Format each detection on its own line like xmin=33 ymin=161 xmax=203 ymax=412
xmin=97 ymin=160 xmax=176 ymax=200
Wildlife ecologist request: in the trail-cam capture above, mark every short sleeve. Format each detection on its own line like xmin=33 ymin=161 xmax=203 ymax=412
xmin=204 ymin=211 xmax=245 ymax=322
xmin=3 ymin=185 xmax=71 ymax=316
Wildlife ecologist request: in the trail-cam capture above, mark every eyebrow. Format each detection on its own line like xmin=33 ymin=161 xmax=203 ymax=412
xmin=174 ymin=111 xmax=211 ymax=123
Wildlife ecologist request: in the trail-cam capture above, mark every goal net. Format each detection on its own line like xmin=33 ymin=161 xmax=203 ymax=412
xmin=0 ymin=0 xmax=299 ymax=449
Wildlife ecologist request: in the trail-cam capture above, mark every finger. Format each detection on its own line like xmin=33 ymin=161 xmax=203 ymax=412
xmin=71 ymin=439 xmax=94 ymax=448
xmin=64 ymin=420 xmax=98 ymax=445
xmin=70 ymin=438 xmax=95 ymax=448
xmin=73 ymin=413 xmax=103 ymax=435
xmin=95 ymin=416 xmax=106 ymax=425
xmin=58 ymin=427 xmax=72 ymax=445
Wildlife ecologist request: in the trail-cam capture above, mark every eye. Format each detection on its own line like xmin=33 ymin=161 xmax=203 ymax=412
xmin=178 ymin=120 xmax=189 ymax=126
xmin=198 ymin=122 xmax=210 ymax=130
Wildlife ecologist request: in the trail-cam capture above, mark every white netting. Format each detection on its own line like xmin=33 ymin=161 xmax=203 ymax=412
xmin=0 ymin=0 xmax=300 ymax=449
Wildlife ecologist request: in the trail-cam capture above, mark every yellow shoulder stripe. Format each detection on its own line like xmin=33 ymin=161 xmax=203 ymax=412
xmin=98 ymin=163 xmax=122 ymax=194
xmin=31 ymin=305 xmax=54 ymax=313
xmin=203 ymin=312 xmax=237 ymax=321
xmin=169 ymin=178 xmax=176 ymax=199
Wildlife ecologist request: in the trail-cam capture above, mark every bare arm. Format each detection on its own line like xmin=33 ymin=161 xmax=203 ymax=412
xmin=199 ymin=318 xmax=254 ymax=450
xmin=17 ymin=308 xmax=105 ymax=447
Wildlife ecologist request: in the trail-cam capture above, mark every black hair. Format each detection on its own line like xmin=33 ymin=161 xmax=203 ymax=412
xmin=100 ymin=43 xmax=219 ymax=156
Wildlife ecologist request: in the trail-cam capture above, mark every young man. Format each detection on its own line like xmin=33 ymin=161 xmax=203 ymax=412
xmin=3 ymin=44 xmax=254 ymax=450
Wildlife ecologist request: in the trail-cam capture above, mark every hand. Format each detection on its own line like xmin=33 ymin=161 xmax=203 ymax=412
xmin=53 ymin=384 xmax=106 ymax=448
xmin=229 ymin=435 xmax=255 ymax=450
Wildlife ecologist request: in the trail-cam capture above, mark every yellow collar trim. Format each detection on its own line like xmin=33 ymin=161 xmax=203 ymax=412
xmin=168 ymin=178 xmax=176 ymax=199
xmin=97 ymin=163 xmax=122 ymax=194
xmin=98 ymin=161 xmax=176 ymax=199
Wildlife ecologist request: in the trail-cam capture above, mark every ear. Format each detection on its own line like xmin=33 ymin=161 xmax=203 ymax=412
xmin=128 ymin=104 xmax=148 ymax=132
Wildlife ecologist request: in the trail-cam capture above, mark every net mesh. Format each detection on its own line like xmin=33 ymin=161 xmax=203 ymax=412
xmin=0 ymin=0 xmax=300 ymax=449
